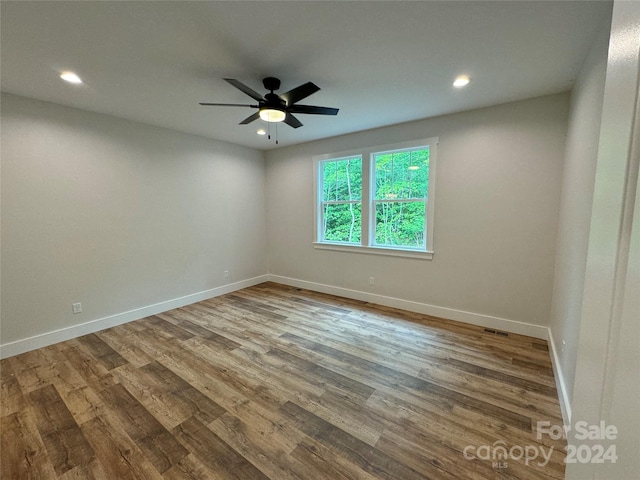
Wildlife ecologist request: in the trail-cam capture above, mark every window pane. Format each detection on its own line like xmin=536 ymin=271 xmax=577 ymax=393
xmin=374 ymin=148 xmax=429 ymax=200
xmin=322 ymin=157 xmax=362 ymax=202
xmin=374 ymin=202 xmax=425 ymax=248
xmin=322 ymin=203 xmax=361 ymax=243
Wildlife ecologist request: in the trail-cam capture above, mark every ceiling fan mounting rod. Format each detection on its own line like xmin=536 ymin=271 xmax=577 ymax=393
xmin=262 ymin=77 xmax=281 ymax=92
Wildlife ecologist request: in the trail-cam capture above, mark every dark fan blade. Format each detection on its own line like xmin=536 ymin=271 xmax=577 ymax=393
xmin=280 ymin=82 xmax=320 ymax=105
xmin=284 ymin=113 xmax=303 ymax=128
xmin=288 ymin=105 xmax=339 ymax=116
xmin=239 ymin=112 xmax=261 ymax=125
xmin=199 ymin=103 xmax=258 ymax=107
xmin=224 ymin=78 xmax=265 ymax=102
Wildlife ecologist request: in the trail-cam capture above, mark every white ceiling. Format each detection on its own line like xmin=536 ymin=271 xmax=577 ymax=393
xmin=1 ymin=1 xmax=611 ymax=150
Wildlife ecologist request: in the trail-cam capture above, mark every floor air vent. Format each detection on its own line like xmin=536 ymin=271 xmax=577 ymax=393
xmin=484 ymin=328 xmax=509 ymax=337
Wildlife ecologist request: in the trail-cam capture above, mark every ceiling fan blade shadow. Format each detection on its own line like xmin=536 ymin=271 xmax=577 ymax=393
xmin=224 ymin=78 xmax=265 ymax=102
xmin=239 ymin=112 xmax=261 ymax=125
xmin=281 ymin=82 xmax=320 ymax=105
xmin=284 ymin=113 xmax=303 ymax=128
xmin=288 ymin=105 xmax=339 ymax=115
xmin=199 ymin=103 xmax=258 ymax=107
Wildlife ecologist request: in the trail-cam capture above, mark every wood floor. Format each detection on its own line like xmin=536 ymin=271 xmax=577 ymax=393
xmin=1 ymin=282 xmax=566 ymax=479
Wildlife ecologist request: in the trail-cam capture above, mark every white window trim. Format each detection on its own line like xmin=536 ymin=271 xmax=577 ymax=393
xmin=313 ymin=137 xmax=437 ymax=259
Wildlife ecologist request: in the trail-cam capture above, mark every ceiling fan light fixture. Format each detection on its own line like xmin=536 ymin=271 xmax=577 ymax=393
xmin=259 ymin=108 xmax=286 ymax=123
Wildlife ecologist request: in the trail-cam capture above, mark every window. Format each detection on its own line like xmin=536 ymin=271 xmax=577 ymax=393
xmin=319 ymin=156 xmax=362 ymax=244
xmin=373 ymin=147 xmax=429 ymax=249
xmin=314 ymin=137 xmax=437 ymax=259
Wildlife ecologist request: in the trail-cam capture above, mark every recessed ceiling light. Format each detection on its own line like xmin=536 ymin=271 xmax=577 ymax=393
xmin=408 ymin=165 xmax=420 ymax=171
xmin=257 ymin=129 xmax=266 ymax=135
xmin=453 ymin=75 xmax=470 ymax=88
xmin=60 ymin=71 xmax=83 ymax=84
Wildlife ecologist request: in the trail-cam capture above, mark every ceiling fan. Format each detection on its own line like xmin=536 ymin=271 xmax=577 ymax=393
xmin=199 ymin=77 xmax=339 ymax=129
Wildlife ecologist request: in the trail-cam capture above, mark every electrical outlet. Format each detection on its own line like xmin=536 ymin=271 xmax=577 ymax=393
xmin=224 ymin=270 xmax=229 ymax=278
xmin=369 ymin=277 xmax=375 ymax=286
xmin=72 ymin=302 xmax=82 ymax=314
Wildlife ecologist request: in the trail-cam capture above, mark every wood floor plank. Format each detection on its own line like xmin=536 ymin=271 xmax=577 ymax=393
xmin=417 ymin=360 xmax=562 ymax=419
xmin=374 ymin=429 xmax=477 ymax=480
xmin=276 ymin=324 xmax=536 ymax=433
xmin=1 ymin=360 xmax=27 ymax=417
xmin=181 ymin=335 xmax=326 ymax=405
xmin=99 ymin=383 xmax=188 ymax=473
xmin=145 ymin=315 xmax=195 ymax=341
xmin=55 ymin=341 xmax=120 ymax=393
xmin=96 ymin=327 xmax=155 ymax=368
xmin=280 ymin=400 xmax=430 ymax=480
xmin=112 ymin=361 xmax=226 ymax=430
xmin=110 ymin=364 xmax=192 ymax=431
xmin=56 ymin=457 xmax=110 ymax=480
xmin=76 ymin=333 xmax=128 ymax=371
xmin=121 ymin=331 xmax=255 ymax=415
xmin=162 ymin=453 xmax=225 ymax=480
xmin=225 ymin=398 xmax=308 ymax=455
xmin=316 ymin=306 xmax=557 ymax=387
xmin=159 ymin=312 xmax=243 ymax=351
xmin=173 ymin=416 xmax=269 ymax=480
xmin=1 ymin=282 xmax=566 ymax=480
xmin=290 ymin=437 xmax=381 ymax=480
xmin=1 ymin=411 xmax=57 ymax=480
xmin=281 ymin=332 xmax=533 ymax=431
xmin=209 ymin=411 xmax=304 ymax=480
xmin=266 ymin=347 xmax=376 ymax=400
xmin=226 ymin=294 xmax=290 ymax=321
xmin=27 ymin=384 xmax=95 ymax=476
xmin=167 ymin=304 xmax=270 ymax=353
xmin=446 ymin=357 xmax=557 ymax=397
xmin=80 ymin=413 xmax=164 ymax=480
xmin=56 ymin=384 xmax=105 ymax=427
xmin=274 ymin=311 xmax=559 ymax=419
xmin=248 ymin=290 xmax=544 ymax=393
xmin=8 ymin=350 xmax=73 ymax=395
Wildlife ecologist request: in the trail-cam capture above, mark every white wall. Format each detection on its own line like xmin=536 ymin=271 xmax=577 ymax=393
xmin=1 ymin=93 xmax=267 ymax=353
xmin=266 ymin=94 xmax=568 ymax=330
xmin=567 ymin=1 xmax=640 ymax=477
xmin=548 ymin=24 xmax=610 ymax=416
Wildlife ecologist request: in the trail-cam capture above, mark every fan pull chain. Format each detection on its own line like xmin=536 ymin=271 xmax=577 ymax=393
xmin=264 ymin=122 xmax=278 ymax=144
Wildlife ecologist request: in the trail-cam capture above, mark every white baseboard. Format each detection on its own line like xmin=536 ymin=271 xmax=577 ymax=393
xmin=0 ymin=275 xmax=269 ymax=359
xmin=267 ymin=274 xmax=549 ymax=339
xmin=546 ymin=328 xmax=572 ymax=425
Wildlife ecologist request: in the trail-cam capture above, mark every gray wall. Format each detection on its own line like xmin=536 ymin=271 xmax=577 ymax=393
xmin=0 ymin=92 xmax=571 ymax=351
xmin=548 ymin=25 xmax=610 ymax=412
xmin=265 ymin=94 xmax=569 ymax=327
xmin=1 ymin=93 xmax=267 ymax=346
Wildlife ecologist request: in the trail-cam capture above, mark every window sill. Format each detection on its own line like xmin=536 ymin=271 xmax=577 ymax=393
xmin=313 ymin=242 xmax=434 ymax=260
